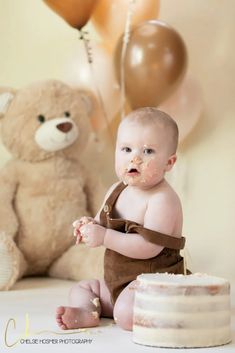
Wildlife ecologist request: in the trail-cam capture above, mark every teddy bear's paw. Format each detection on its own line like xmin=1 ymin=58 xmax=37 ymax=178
xmin=0 ymin=232 xmax=21 ymax=290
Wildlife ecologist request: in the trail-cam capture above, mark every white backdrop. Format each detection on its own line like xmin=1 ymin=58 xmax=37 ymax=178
xmin=0 ymin=0 xmax=234 ymax=283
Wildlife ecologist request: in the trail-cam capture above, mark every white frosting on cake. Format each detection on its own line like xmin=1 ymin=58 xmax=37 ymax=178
xmin=133 ymin=273 xmax=231 ymax=348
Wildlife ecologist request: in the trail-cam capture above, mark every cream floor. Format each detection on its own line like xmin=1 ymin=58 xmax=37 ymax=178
xmin=0 ymin=278 xmax=234 ymax=353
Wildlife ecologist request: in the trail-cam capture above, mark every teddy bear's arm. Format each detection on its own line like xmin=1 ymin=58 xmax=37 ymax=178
xmin=83 ymin=172 xmax=105 ymax=218
xmin=0 ymin=161 xmax=19 ymax=238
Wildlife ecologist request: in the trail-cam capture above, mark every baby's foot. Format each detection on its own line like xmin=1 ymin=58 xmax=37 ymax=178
xmin=56 ymin=306 xmax=100 ymax=330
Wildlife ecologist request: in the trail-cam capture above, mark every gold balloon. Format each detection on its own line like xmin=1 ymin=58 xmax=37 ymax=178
xmin=114 ymin=20 xmax=187 ymax=109
xmin=43 ymin=0 xmax=97 ymax=30
xmin=91 ymin=0 xmax=160 ymax=46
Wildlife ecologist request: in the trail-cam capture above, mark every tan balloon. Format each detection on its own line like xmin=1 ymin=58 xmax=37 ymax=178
xmin=43 ymin=0 xmax=97 ymax=29
xmin=114 ymin=20 xmax=187 ymax=109
xmin=106 ymin=101 xmax=131 ymax=140
xmin=91 ymin=0 xmax=160 ymax=46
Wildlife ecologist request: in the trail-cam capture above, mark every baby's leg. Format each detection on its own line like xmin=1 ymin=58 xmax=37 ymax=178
xmin=113 ymin=280 xmax=137 ymax=331
xmin=56 ymin=279 xmax=113 ymax=329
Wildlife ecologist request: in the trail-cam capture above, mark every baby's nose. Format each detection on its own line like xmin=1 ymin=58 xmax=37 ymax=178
xmin=131 ymin=156 xmax=142 ymax=165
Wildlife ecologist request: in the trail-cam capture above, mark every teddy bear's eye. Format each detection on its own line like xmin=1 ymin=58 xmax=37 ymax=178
xmin=64 ymin=111 xmax=70 ymax=117
xmin=37 ymin=115 xmax=45 ymax=123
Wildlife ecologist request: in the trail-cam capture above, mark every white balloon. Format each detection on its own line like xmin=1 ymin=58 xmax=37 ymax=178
xmin=159 ymin=74 xmax=203 ymax=143
xmin=63 ymin=40 xmax=121 ymax=130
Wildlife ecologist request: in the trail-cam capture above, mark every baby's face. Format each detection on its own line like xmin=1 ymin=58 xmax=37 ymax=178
xmin=115 ymin=121 xmax=175 ymax=189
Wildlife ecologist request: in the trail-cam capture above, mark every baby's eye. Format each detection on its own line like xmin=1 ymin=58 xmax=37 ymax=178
xmin=143 ymin=148 xmax=155 ymax=155
xmin=121 ymin=147 xmax=132 ymax=153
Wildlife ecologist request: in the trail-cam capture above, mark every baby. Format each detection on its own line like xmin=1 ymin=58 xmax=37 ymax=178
xmin=56 ymin=107 xmax=186 ymax=331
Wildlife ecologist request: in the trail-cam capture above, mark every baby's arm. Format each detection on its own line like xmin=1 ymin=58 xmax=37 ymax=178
xmin=104 ymin=192 xmax=181 ymax=259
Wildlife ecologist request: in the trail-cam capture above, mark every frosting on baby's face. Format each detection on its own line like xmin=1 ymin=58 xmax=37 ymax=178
xmin=115 ymin=120 xmax=176 ymax=189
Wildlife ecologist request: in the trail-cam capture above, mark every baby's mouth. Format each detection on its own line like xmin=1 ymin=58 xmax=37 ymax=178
xmin=126 ymin=167 xmax=140 ymax=176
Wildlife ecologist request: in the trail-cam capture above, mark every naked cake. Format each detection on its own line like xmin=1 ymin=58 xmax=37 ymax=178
xmin=133 ymin=273 xmax=231 ymax=348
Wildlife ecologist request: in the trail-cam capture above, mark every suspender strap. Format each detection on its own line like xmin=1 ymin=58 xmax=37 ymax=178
xmin=127 ymin=224 xmax=185 ymax=250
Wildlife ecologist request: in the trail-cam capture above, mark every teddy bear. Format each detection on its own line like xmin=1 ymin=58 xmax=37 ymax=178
xmin=0 ymin=79 xmax=105 ymax=290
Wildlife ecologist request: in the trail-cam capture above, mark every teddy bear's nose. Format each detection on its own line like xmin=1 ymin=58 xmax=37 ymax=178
xmin=56 ymin=122 xmax=73 ymax=133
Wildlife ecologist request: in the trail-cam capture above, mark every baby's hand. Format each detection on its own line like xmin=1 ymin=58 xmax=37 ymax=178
xmin=72 ymin=217 xmax=96 ymax=244
xmin=80 ymin=223 xmax=106 ymax=248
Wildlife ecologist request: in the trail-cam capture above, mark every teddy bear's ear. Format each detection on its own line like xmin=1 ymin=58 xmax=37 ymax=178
xmin=0 ymin=91 xmax=15 ymax=117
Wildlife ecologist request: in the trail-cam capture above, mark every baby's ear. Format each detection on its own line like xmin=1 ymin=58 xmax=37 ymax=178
xmin=165 ymin=154 xmax=177 ymax=172
xmin=0 ymin=89 xmax=15 ymax=118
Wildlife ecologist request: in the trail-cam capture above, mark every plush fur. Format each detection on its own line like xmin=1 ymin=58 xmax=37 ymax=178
xmin=0 ymin=80 xmax=104 ymax=290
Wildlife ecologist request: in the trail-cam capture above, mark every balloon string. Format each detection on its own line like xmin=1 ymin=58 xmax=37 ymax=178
xmin=120 ymin=0 xmax=136 ymax=119
xmin=79 ymin=29 xmax=115 ymax=149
